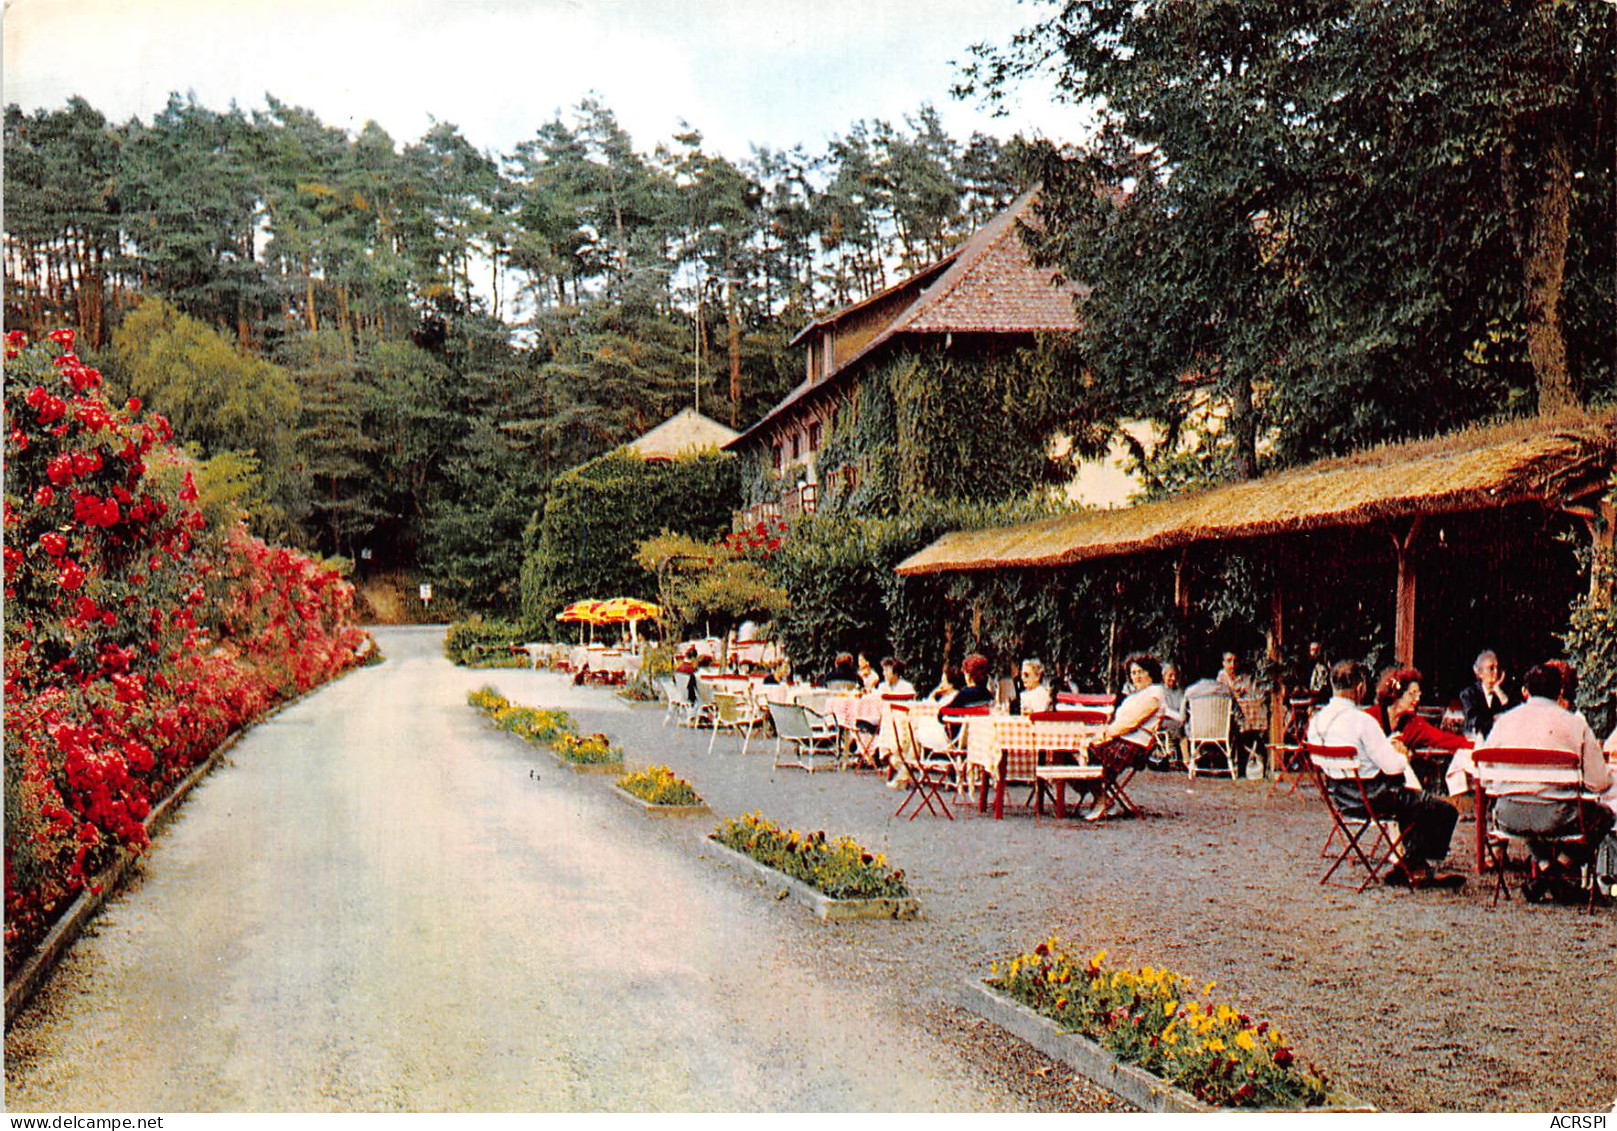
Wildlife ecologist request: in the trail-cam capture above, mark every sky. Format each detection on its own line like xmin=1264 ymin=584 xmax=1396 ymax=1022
xmin=3 ymin=0 xmax=1094 ymax=162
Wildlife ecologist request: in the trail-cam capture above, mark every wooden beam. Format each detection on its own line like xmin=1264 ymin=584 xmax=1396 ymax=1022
xmin=1390 ymin=518 xmax=1424 ymax=667
xmin=1266 ymin=584 xmax=1285 ymax=749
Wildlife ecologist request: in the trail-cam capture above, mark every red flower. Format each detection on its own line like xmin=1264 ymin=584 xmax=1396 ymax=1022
xmin=125 ymin=397 xmax=142 ymax=415
xmin=47 ymin=454 xmax=75 ymax=486
xmin=58 ymin=559 xmax=86 ymax=590
xmin=178 ymin=472 xmax=199 ymax=502
xmin=1273 ymin=1047 xmax=1294 ymax=1069
xmin=39 ymin=533 xmax=68 ymax=557
xmin=47 ymin=328 xmax=75 ymax=349
xmin=34 ymin=486 xmax=56 ymax=507
xmin=10 ymin=429 xmax=28 ymax=452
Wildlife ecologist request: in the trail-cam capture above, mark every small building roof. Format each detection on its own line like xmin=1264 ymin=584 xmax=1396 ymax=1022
xmin=618 ymin=407 xmax=739 ymax=460
xmin=728 ymin=189 xmax=1083 ymax=451
xmin=895 ymin=410 xmax=1617 ymax=575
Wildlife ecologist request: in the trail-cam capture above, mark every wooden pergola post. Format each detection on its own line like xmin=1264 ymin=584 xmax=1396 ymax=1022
xmin=1266 ymin=583 xmax=1285 ymax=750
xmin=1390 ymin=518 xmax=1424 ymax=667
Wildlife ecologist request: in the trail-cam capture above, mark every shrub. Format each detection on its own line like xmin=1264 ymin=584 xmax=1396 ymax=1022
xmin=4 ymin=329 xmax=366 ymax=966
xmin=520 ymin=448 xmax=739 ymax=625
xmin=617 ymin=764 xmax=702 ymax=806
xmin=445 ymin=616 xmax=540 ymax=667
xmin=989 ymin=941 xmax=1333 ymax=1109
xmin=710 ymin=812 xmax=909 ymax=900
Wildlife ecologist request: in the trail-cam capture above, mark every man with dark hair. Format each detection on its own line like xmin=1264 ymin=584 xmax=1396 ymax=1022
xmin=1307 ymin=660 xmax=1464 ymax=889
xmin=1480 ymin=662 xmax=1611 ymax=903
xmin=1459 ymin=649 xmax=1515 ymax=740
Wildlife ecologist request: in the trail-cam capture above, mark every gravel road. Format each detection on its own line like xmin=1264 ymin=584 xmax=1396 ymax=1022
xmin=8 ymin=627 xmax=1612 ymax=1112
xmin=7 ymin=628 xmax=1079 ymax=1111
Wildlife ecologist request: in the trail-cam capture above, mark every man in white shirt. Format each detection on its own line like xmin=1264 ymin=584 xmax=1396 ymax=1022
xmin=1308 ymin=660 xmax=1463 ymax=889
xmin=1481 ymin=663 xmax=1612 ymax=903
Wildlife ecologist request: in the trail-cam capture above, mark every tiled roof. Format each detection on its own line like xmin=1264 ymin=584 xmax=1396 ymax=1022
xmin=727 ymin=189 xmax=1082 ymax=451
xmin=895 ymin=191 xmax=1086 ymax=334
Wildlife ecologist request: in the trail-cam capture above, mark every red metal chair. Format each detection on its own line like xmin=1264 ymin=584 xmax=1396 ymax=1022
xmin=889 ymin=706 xmax=954 ymax=820
xmin=1472 ymin=746 xmax=1604 ymax=909
xmin=1306 ymin=743 xmax=1406 ymax=892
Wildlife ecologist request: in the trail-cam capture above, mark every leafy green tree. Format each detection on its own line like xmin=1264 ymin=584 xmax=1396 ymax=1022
xmin=961 ymin=0 xmax=1615 ymax=481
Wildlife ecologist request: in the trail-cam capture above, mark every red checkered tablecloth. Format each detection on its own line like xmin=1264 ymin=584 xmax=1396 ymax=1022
xmin=967 ymin=715 xmax=1105 ymax=780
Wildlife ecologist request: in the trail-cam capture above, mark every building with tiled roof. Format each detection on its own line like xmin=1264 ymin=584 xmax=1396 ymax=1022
xmin=724 ymin=190 xmax=1088 ymax=526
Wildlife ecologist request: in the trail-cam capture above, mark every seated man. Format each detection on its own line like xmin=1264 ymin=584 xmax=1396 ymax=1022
xmin=1459 ymin=649 xmax=1515 ymax=741
xmin=1307 ymin=660 xmax=1464 ymax=890
xmin=1480 ymin=662 xmax=1612 ymax=904
xmin=1154 ymin=661 xmax=1187 ymax=769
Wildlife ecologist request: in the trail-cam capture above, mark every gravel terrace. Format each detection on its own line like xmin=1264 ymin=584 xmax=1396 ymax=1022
xmin=478 ymin=660 xmax=1616 ymax=1113
xmin=8 ymin=629 xmax=1612 ymax=1112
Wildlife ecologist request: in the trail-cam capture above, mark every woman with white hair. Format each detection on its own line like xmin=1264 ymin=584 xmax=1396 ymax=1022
xmin=1012 ymin=658 xmax=1052 ymax=716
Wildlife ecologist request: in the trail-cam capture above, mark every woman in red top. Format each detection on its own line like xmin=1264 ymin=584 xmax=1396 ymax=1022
xmin=1372 ymin=667 xmax=1471 ymax=752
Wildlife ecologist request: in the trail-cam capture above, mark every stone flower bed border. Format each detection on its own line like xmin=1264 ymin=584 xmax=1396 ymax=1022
xmin=706 ymin=813 xmax=919 ymax=921
xmin=704 ymin=838 xmax=920 ymax=921
xmin=966 ymin=942 xmax=1373 ymax=1113
xmin=612 ymin=766 xmax=710 ymax=818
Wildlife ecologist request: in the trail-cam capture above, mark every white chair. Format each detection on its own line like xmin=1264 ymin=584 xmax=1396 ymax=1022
xmin=1187 ymin=695 xmax=1236 ymax=779
xmin=708 ymin=690 xmax=768 ymax=756
xmin=768 ymin=701 xmax=839 ymax=773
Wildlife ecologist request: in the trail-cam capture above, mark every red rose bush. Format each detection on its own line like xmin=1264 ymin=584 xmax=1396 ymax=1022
xmin=4 ymin=329 xmax=369 ymax=967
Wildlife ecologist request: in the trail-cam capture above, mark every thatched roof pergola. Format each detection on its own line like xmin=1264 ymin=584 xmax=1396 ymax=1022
xmin=898 ymin=411 xmax=1615 ymax=720
xmin=898 ymin=412 xmax=1616 ymax=577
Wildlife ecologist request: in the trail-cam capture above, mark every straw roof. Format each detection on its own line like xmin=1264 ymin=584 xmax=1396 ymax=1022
xmin=895 ymin=410 xmax=1617 ymax=576
xmin=619 ymin=408 xmax=739 ymax=459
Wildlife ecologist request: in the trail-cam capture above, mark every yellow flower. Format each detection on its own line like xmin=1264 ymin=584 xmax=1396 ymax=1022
xmin=1203 ymin=981 xmax=1217 ymax=996
xmin=1163 ymin=1000 xmax=1178 ymax=1016
xmin=1206 ymin=1039 xmax=1226 ymax=1053
xmin=1235 ymin=1031 xmax=1258 ymax=1053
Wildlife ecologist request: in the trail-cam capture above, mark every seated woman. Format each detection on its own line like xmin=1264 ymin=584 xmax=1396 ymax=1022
xmin=763 ymin=657 xmax=793 ymax=686
xmin=1372 ymin=667 xmax=1471 ymax=799
xmin=1012 ymin=658 xmax=1053 ymax=716
xmin=856 ymin=651 xmax=882 ymax=692
xmin=1071 ymin=653 xmax=1167 ymax=820
xmin=878 ymin=657 xmax=916 ymax=698
xmin=927 ymin=664 xmax=963 ymax=704
xmin=949 ymin=654 xmax=995 ymax=711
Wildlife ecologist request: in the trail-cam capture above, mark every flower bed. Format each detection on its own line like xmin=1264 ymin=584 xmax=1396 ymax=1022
xmin=552 ymin=733 xmax=625 ymax=767
xmin=617 ymin=765 xmax=702 ymax=807
xmin=4 ymin=329 xmax=368 ymax=970
xmin=466 ymin=688 xmax=576 ymax=744
xmin=986 ymin=941 xmax=1335 ymax=1109
xmin=709 ymin=812 xmax=910 ymax=901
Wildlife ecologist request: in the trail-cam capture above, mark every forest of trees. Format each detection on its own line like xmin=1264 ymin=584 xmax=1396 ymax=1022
xmin=9 ymin=2 xmax=1612 ymax=615
xmin=4 ymin=94 xmax=1030 ymax=610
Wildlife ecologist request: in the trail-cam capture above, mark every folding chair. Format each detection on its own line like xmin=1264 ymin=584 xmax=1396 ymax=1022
xmin=1306 ymin=743 xmax=1405 ymax=892
xmin=1473 ymin=747 xmax=1603 ymax=909
xmin=1264 ymin=698 xmax=1317 ymax=797
xmin=1187 ymin=695 xmax=1237 ymax=779
xmin=937 ymin=706 xmax=989 ymax=799
xmin=768 ymin=700 xmax=840 ymax=773
xmin=1056 ymin=692 xmax=1116 ymax=712
xmin=890 ymin=708 xmax=954 ymax=820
